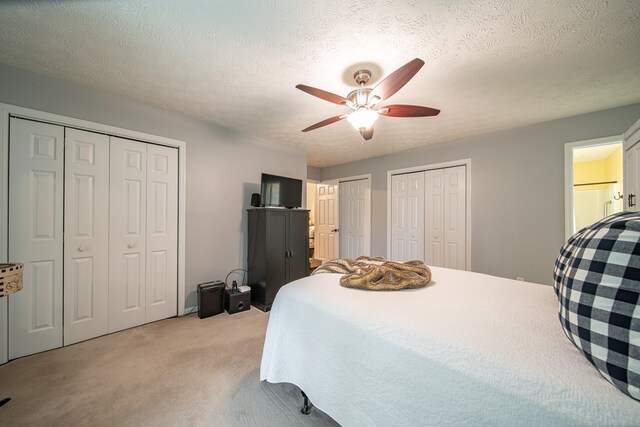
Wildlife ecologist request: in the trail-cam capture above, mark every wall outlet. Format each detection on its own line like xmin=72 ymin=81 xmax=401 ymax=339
xmin=516 ymin=277 xmax=525 ymax=281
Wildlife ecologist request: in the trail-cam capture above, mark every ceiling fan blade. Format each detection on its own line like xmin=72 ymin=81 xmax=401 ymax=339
xmin=302 ymin=115 xmax=346 ymax=132
xmin=360 ymin=127 xmax=374 ymax=141
xmin=379 ymin=105 xmax=440 ymax=117
xmin=296 ymin=84 xmax=349 ymax=105
xmin=370 ymin=58 xmax=425 ymax=102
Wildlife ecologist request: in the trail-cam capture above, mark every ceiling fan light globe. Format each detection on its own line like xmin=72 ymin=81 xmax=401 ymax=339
xmin=347 ymin=109 xmax=379 ymax=131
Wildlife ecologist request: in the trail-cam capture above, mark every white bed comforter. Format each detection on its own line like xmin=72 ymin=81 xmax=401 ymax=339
xmin=260 ymin=267 xmax=640 ymax=426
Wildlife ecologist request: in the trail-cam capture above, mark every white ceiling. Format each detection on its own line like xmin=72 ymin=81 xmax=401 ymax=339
xmin=1 ymin=1 xmax=639 ymax=167
xmin=574 ymin=143 xmax=621 ymax=163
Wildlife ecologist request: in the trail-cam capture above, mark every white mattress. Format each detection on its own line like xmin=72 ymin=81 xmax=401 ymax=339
xmin=260 ymin=267 xmax=640 ymax=426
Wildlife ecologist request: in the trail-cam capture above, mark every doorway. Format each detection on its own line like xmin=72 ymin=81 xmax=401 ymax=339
xmin=308 ymin=175 xmax=372 ymax=262
xmin=564 ymin=136 xmax=624 ymax=239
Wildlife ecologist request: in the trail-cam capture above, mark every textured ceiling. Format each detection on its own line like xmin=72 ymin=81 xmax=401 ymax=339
xmin=1 ymin=1 xmax=639 ymax=167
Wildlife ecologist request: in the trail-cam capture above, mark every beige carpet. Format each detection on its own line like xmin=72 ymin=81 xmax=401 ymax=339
xmin=0 ymin=309 xmax=338 ymax=426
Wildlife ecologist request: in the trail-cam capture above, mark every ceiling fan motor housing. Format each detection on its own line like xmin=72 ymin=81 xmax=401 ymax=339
xmin=353 ymin=69 xmax=371 ymax=85
xmin=347 ymin=88 xmax=373 ymax=108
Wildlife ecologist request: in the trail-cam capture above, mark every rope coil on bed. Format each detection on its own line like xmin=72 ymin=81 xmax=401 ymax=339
xmin=312 ymin=256 xmax=431 ymax=291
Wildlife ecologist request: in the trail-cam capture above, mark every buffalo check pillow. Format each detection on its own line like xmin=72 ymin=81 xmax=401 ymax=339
xmin=553 ymin=211 xmax=640 ymax=400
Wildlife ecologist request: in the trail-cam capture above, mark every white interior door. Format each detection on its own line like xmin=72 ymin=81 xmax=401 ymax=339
xmin=109 ymin=137 xmax=147 ymax=333
xmin=625 ymin=145 xmax=639 ymax=212
xmin=425 ymin=170 xmax=444 ymax=267
xmin=339 ymin=179 xmax=366 ymax=259
xmin=316 ymin=182 xmax=339 ymax=260
xmin=443 ymin=166 xmax=466 ymax=269
xmin=8 ymin=118 xmax=64 ymax=358
xmin=64 ymin=128 xmax=110 ymax=345
xmin=145 ymin=144 xmax=178 ymax=323
xmin=391 ymin=172 xmax=425 ymax=262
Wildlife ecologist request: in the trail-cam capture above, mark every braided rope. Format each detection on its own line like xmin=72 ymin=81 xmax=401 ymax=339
xmin=312 ymin=256 xmax=431 ymax=291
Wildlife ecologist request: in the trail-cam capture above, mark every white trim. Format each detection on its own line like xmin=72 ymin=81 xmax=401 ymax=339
xmin=563 ymin=135 xmax=622 ymax=240
xmin=0 ymin=103 xmax=188 ymax=324
xmin=623 ymin=117 xmax=640 ymax=151
xmin=337 ymin=174 xmax=372 ymax=257
xmin=386 ymin=159 xmax=472 ymax=270
xmin=0 ymin=104 xmax=7 ymax=364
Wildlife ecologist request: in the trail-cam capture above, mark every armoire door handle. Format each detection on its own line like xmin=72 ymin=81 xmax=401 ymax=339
xmin=78 ymin=246 xmax=90 ymax=252
xmin=127 ymin=243 xmax=136 ymax=249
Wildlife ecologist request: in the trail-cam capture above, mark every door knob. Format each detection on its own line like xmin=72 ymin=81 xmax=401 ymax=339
xmin=127 ymin=243 xmax=136 ymax=249
xmin=78 ymin=246 xmax=89 ymax=252
xmin=331 ymin=228 xmax=339 ymax=232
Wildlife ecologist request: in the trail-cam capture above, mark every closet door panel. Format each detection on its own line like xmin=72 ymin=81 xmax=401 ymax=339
xmin=391 ymin=174 xmax=407 ymax=261
xmin=425 ymin=170 xmax=444 ymax=267
xmin=443 ymin=166 xmax=466 ymax=269
xmin=109 ymin=137 xmax=147 ymax=333
xmin=145 ymin=144 xmax=178 ymax=322
xmin=8 ymin=118 xmax=64 ymax=358
xmin=407 ymin=172 xmax=425 ymax=261
xmin=391 ymin=172 xmax=425 ymax=262
xmin=64 ymin=129 xmax=110 ymax=345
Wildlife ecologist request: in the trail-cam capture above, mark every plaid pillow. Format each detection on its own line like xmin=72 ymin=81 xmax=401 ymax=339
xmin=553 ymin=211 xmax=640 ymax=401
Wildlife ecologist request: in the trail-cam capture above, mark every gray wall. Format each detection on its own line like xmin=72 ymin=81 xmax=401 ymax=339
xmin=322 ymin=104 xmax=640 ymax=284
xmin=307 ymin=166 xmax=322 ymax=182
xmin=0 ymin=63 xmax=307 ymax=308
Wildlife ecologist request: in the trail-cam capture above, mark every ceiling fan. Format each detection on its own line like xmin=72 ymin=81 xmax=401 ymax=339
xmin=296 ymin=58 xmax=440 ymax=141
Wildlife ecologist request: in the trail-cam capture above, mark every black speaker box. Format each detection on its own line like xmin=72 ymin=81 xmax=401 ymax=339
xmin=251 ymin=193 xmax=261 ymax=207
xmin=225 ymin=289 xmax=251 ymax=314
xmin=197 ymin=281 xmax=225 ymax=319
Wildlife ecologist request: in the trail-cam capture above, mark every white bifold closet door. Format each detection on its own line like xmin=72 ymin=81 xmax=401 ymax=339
xmin=63 ymin=128 xmax=110 ymax=345
xmin=109 ymin=138 xmax=147 ymax=332
xmin=425 ymin=166 xmax=466 ymax=269
xmin=424 ymin=170 xmax=444 ymax=267
xmin=391 ymin=172 xmax=425 ymax=262
xmin=391 ymin=166 xmax=466 ymax=268
xmin=145 ymin=144 xmax=178 ymax=323
xmin=109 ymin=138 xmax=177 ymax=333
xmin=8 ymin=119 xmax=179 ymax=358
xmin=8 ymin=118 xmax=64 ymax=359
xmin=442 ymin=166 xmax=466 ymax=269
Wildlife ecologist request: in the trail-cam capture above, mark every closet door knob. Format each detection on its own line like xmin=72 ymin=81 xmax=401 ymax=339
xmin=78 ymin=246 xmax=89 ymax=252
xmin=127 ymin=243 xmax=136 ymax=249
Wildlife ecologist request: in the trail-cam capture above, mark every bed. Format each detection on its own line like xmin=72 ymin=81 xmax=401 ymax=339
xmin=260 ymin=267 xmax=640 ymax=426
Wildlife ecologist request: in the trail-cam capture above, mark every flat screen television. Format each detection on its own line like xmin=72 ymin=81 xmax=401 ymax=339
xmin=261 ymin=173 xmax=303 ymax=208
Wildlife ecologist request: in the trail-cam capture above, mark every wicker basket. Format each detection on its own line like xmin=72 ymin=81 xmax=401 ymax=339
xmin=0 ymin=263 xmax=23 ymax=297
